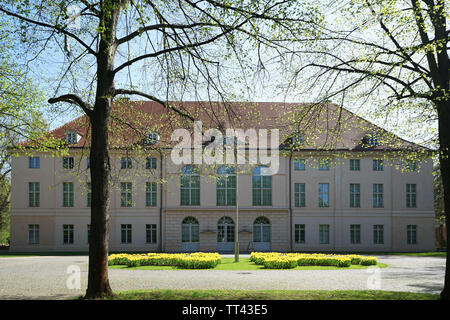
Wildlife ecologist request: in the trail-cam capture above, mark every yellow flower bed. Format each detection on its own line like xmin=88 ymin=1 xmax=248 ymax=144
xmin=250 ymin=252 xmax=377 ymax=269
xmin=108 ymin=252 xmax=221 ymax=269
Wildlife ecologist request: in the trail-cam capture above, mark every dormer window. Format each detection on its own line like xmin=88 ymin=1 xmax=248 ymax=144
xmin=291 ymin=132 xmax=304 ymax=147
xmin=65 ymin=131 xmax=78 ymax=144
xmin=145 ymin=131 xmax=159 ymax=145
xmin=363 ymin=134 xmax=380 ymax=147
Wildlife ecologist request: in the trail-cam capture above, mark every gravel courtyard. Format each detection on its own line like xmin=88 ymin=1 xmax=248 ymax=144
xmin=0 ymin=255 xmax=445 ymax=299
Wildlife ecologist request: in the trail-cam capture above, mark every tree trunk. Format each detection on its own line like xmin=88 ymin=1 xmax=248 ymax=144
xmin=84 ymin=2 xmax=122 ymax=299
xmin=437 ymin=102 xmax=450 ymax=300
xmin=85 ymin=103 xmax=113 ymax=299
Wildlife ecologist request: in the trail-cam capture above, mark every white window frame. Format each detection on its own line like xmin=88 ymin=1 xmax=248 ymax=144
xmin=318 ymin=183 xmax=329 ymax=207
xmin=373 ymin=183 xmax=384 ymax=208
xmin=295 ymin=224 xmax=305 ymax=244
xmin=63 ymin=182 xmax=74 ymax=207
xmin=121 ymin=182 xmax=133 ymax=207
xmin=373 ymin=225 xmax=384 ymax=244
xmin=406 ymin=184 xmax=417 ymax=208
xmin=146 ymin=224 xmax=157 ymax=244
xmin=28 ymin=224 xmax=39 ymax=244
xmin=121 ymin=224 xmax=132 ymax=244
xmin=29 ymin=157 xmax=40 ymax=169
xmin=350 ymin=183 xmax=360 ymax=208
xmin=63 ymin=224 xmax=74 ymax=244
xmin=65 ymin=131 xmax=78 ymax=144
xmin=319 ymin=224 xmax=330 ymax=244
xmin=63 ymin=157 xmax=74 ymax=169
xmin=294 ymin=159 xmax=306 ymax=171
xmin=349 ymin=159 xmax=360 ymax=171
xmin=28 ymin=182 xmax=40 ymax=207
xmin=407 ymin=225 xmax=417 ymax=244
xmin=350 ymin=224 xmax=361 ymax=244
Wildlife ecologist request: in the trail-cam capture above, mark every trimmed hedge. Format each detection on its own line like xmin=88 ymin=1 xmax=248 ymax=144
xmin=108 ymin=253 xmax=222 ymax=269
xmin=250 ymin=252 xmax=377 ymax=269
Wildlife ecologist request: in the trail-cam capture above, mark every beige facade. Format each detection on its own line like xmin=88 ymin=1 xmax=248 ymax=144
xmin=9 ymin=149 xmax=435 ymax=253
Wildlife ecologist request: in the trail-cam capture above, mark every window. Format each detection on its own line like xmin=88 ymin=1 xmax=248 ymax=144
xmin=217 ymin=166 xmax=236 ymax=206
xmin=87 ymin=183 xmax=92 ymax=207
xmin=120 ymin=157 xmax=132 ymax=169
xmin=65 ymin=131 xmax=78 ymax=144
xmin=406 ymin=184 xmax=416 ymax=208
xmin=29 ymin=157 xmax=40 ymax=169
xmin=63 ymin=182 xmax=74 ymax=207
xmin=373 ymin=225 xmax=384 ymax=244
xmin=146 ymin=224 xmax=157 ymax=244
xmin=350 ymin=183 xmax=360 ymax=208
xmin=182 ymin=217 xmax=199 ymax=243
xmin=121 ymin=224 xmax=132 ymax=244
xmin=145 ymin=131 xmax=159 ymax=145
xmin=373 ymin=159 xmax=383 ymax=171
xmin=373 ymin=184 xmax=384 ymax=208
xmin=252 ymin=166 xmax=272 ymax=206
xmin=407 ymin=225 xmax=417 ymax=244
xmin=318 ymin=183 xmax=329 ymax=207
xmin=319 ymin=224 xmax=329 ymax=244
xmin=291 ymin=132 xmax=304 ymax=146
xmin=350 ymin=224 xmax=361 ymax=244
xmin=253 ymin=217 xmax=271 ymax=243
xmin=294 ymin=159 xmax=305 ymax=170
xmin=146 ymin=182 xmax=157 ymax=207
xmin=294 ymin=183 xmax=306 ymax=207
xmin=181 ymin=166 xmax=200 ymax=205
xmin=217 ymin=217 xmax=235 ymax=243
xmin=364 ymin=134 xmax=380 ymax=147
xmin=121 ymin=182 xmax=132 ymax=207
xmin=28 ymin=225 xmax=39 ymax=244
xmin=63 ymin=157 xmax=74 ymax=169
xmin=318 ymin=159 xmax=330 ymax=170
xmin=146 ymin=157 xmax=157 ymax=170
xmin=406 ymin=160 xmax=417 ymax=172
xmin=295 ymin=224 xmax=305 ymax=244
xmin=87 ymin=224 xmax=91 ymax=244
xmin=63 ymin=224 xmax=74 ymax=244
xmin=86 ymin=158 xmax=90 ymax=169
xmin=28 ymin=182 xmax=40 ymax=207
xmin=349 ymin=159 xmax=360 ymax=171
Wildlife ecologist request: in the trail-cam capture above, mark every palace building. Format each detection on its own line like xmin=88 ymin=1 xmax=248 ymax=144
xmin=8 ymin=101 xmax=435 ymax=252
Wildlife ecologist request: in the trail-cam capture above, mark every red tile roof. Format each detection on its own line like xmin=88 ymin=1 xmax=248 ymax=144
xmin=21 ymin=101 xmax=427 ymax=152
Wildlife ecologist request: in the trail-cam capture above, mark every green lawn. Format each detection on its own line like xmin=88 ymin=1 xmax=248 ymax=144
xmin=109 ymin=257 xmax=387 ymax=270
xmin=86 ymin=289 xmax=439 ymax=300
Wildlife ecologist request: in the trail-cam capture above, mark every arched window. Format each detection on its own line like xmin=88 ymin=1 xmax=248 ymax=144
xmin=253 ymin=217 xmax=271 ymax=243
xmin=217 ymin=217 xmax=234 ymax=243
xmin=181 ymin=217 xmax=199 ymax=244
xmin=217 ymin=166 xmax=236 ymax=206
xmin=252 ymin=166 xmax=272 ymax=206
xmin=145 ymin=131 xmax=160 ymax=145
xmin=181 ymin=165 xmax=200 ymax=205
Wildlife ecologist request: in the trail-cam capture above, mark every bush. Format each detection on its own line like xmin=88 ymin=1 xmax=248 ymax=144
xmin=360 ymin=257 xmax=377 ymax=266
xmin=108 ymin=252 xmax=222 ymax=269
xmin=263 ymin=257 xmax=298 ymax=269
xmin=250 ymin=252 xmax=376 ymax=269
